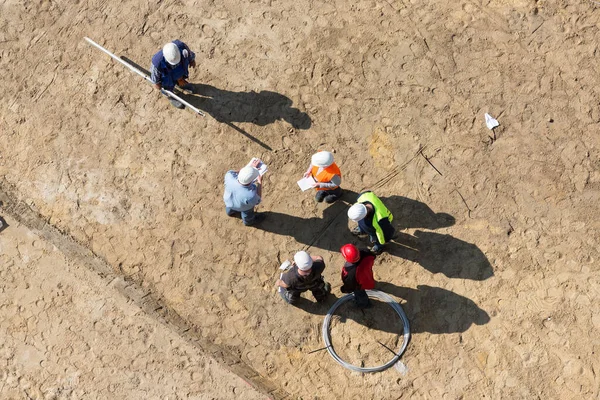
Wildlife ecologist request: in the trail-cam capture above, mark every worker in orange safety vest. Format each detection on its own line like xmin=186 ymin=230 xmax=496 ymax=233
xmin=302 ymin=151 xmax=343 ymax=203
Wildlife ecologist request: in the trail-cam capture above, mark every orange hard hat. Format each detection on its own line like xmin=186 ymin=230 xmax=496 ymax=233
xmin=340 ymin=244 xmax=360 ymax=263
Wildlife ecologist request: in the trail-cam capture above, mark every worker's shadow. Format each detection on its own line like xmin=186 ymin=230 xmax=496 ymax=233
xmin=0 ymin=216 xmax=7 ymax=233
xmin=376 ymin=284 xmax=490 ymax=334
xmin=386 ymin=231 xmax=493 ymax=280
xmin=182 ymin=83 xmax=311 ymax=130
xmin=258 ymin=197 xmax=355 ymax=253
xmin=258 ymin=190 xmax=492 ymax=280
xmin=287 ymin=285 xmax=489 ymax=335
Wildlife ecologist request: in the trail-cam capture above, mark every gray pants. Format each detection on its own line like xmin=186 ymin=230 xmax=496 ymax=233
xmin=279 ymin=280 xmax=331 ymax=304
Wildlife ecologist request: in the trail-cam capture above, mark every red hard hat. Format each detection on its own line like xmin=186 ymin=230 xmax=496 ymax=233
xmin=340 ymin=244 xmax=360 ymax=263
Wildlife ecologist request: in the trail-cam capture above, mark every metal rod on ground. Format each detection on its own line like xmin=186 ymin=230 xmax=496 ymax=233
xmin=84 ymin=37 xmax=205 ymax=117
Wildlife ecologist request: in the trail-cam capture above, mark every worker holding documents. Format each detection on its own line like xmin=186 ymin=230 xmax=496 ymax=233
xmin=347 ymin=191 xmax=395 ymax=254
xmin=223 ymin=159 xmax=266 ymax=226
xmin=301 ymin=151 xmax=343 ymax=203
xmin=150 ymin=40 xmax=196 ymax=109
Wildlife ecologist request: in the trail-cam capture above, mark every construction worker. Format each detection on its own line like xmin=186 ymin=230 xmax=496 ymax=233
xmin=347 ymin=191 xmax=395 ymax=254
xmin=302 ymin=151 xmax=343 ymax=203
xmin=150 ymin=40 xmax=196 ymax=109
xmin=340 ymin=244 xmax=376 ymax=308
xmin=276 ymin=251 xmax=331 ymax=305
xmin=223 ymin=160 xmax=265 ymax=226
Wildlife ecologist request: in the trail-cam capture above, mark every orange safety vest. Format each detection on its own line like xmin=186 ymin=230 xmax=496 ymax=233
xmin=311 ymin=163 xmax=341 ymax=191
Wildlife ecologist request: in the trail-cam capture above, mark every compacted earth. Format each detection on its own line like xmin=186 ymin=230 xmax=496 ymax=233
xmin=1 ymin=0 xmax=599 ymax=398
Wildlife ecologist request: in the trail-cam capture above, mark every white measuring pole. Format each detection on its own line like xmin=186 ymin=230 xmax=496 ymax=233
xmin=84 ymin=37 xmax=205 ymax=117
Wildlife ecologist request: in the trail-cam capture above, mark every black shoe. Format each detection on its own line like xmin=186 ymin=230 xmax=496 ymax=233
xmin=169 ymin=98 xmax=185 ymax=109
xmin=180 ymin=83 xmax=195 ymax=94
xmin=324 ymin=195 xmax=339 ymax=203
xmin=244 ymin=213 xmax=266 ymax=226
xmin=369 ymin=245 xmax=384 ymax=255
xmin=351 ymin=226 xmax=365 ymax=236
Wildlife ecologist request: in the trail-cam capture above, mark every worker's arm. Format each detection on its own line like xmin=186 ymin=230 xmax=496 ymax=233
xmin=256 ymin=175 xmax=263 ymax=198
xmin=303 ymin=164 xmax=312 ymax=178
xmin=150 ymin=63 xmax=163 ymax=90
xmin=314 ymin=174 xmax=341 ymax=189
xmin=175 ymin=40 xmax=196 ymax=66
xmin=275 ymin=279 xmax=289 ymax=288
xmin=378 ymin=217 xmax=395 ymax=243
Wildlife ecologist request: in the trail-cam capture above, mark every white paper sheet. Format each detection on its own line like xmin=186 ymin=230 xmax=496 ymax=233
xmin=247 ymin=157 xmax=268 ymax=176
xmin=485 ymin=113 xmax=499 ymax=130
xmin=297 ymin=176 xmax=316 ymax=191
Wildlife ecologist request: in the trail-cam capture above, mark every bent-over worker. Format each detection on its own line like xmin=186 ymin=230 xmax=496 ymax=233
xmin=347 ymin=191 xmax=395 ymax=254
xmin=150 ymin=40 xmax=196 ymax=109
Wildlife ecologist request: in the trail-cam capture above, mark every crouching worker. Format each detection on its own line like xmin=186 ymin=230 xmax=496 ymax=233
xmin=340 ymin=244 xmax=376 ymax=308
xmin=276 ymin=251 xmax=331 ymax=305
xmin=303 ymin=151 xmax=343 ymax=203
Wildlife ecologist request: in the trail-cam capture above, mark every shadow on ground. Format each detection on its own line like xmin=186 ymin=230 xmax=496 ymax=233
xmin=120 ymin=57 xmax=309 ymax=151
xmin=377 ymin=284 xmax=490 ymax=334
xmin=182 ymin=83 xmax=311 ymax=130
xmin=256 ymin=190 xmax=492 ymax=280
xmin=286 ymin=284 xmax=489 ymax=335
xmin=0 ymin=216 xmax=7 ymax=233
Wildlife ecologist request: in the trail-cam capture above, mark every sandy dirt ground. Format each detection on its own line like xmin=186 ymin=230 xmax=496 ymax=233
xmin=0 ymin=215 xmax=266 ymax=400
xmin=1 ymin=0 xmax=600 ymax=398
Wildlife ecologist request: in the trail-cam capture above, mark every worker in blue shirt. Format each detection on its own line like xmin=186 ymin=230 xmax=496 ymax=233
xmin=223 ymin=160 xmax=266 ymax=226
xmin=150 ymin=40 xmax=196 ymax=109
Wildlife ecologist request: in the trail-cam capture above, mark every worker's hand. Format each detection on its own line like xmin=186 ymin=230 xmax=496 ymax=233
xmin=311 ymin=182 xmax=320 ymax=188
xmin=303 ymin=171 xmax=312 ymax=178
xmin=154 ymin=83 xmax=162 ymax=90
xmin=256 ymin=175 xmax=263 ymax=184
xmin=251 ymin=159 xmax=261 ymax=168
xmin=190 ymin=59 xmax=196 ymax=68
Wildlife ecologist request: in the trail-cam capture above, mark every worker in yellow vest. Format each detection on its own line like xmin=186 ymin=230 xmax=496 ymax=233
xmin=302 ymin=151 xmax=343 ymax=203
xmin=347 ymin=191 xmax=395 ymax=254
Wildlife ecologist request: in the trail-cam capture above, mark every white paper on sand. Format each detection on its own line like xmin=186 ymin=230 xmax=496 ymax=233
xmin=279 ymin=260 xmax=292 ymax=270
xmin=485 ymin=113 xmax=499 ymax=130
xmin=297 ymin=176 xmax=316 ymax=191
xmin=247 ymin=158 xmax=268 ymax=176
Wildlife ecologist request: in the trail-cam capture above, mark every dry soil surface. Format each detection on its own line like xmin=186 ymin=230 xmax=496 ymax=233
xmin=0 ymin=215 xmax=266 ymax=400
xmin=1 ymin=0 xmax=600 ymax=398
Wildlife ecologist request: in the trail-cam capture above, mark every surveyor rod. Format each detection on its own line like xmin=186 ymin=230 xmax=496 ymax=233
xmin=84 ymin=37 xmax=205 ymax=117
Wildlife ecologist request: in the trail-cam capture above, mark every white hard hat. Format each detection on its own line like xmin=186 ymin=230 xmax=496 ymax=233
xmin=163 ymin=42 xmax=181 ymax=65
xmin=294 ymin=251 xmax=313 ymax=271
xmin=348 ymin=203 xmax=368 ymax=221
xmin=311 ymin=151 xmax=334 ymax=168
xmin=238 ymin=166 xmax=259 ymax=185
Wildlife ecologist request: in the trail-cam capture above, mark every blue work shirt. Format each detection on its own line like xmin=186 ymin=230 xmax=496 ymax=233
xmin=223 ymin=171 xmax=261 ymax=212
xmin=150 ymin=40 xmax=195 ymax=90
